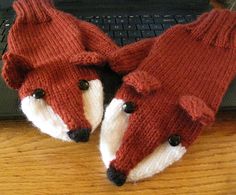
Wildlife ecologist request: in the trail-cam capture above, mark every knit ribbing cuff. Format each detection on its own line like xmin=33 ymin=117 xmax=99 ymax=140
xmin=13 ymin=0 xmax=55 ymax=23
xmin=186 ymin=9 xmax=236 ymax=48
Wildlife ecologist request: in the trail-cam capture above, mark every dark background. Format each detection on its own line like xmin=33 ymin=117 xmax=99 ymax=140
xmin=1 ymin=0 xmax=211 ymax=9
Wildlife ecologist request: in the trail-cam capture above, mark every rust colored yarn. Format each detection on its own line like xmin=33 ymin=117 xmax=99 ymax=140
xmin=108 ymin=9 xmax=236 ymax=182
xmin=108 ymin=38 xmax=155 ymax=74
xmin=2 ymin=0 xmax=118 ymax=132
xmin=5 ymin=0 xmax=118 ymax=71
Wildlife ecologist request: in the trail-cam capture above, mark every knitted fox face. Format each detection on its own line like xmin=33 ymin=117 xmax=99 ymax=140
xmin=100 ymin=70 xmax=218 ymax=182
xmin=2 ymin=0 xmax=119 ymax=142
xmin=2 ymin=53 xmax=104 ymax=142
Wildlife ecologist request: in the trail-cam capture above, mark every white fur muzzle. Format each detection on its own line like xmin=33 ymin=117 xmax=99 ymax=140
xmin=21 ymin=79 xmax=103 ymax=141
xmin=100 ymin=98 xmax=187 ymax=182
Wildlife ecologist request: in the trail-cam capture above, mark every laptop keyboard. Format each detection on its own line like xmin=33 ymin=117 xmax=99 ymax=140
xmin=78 ymin=14 xmax=197 ymax=46
xmin=0 ymin=13 xmax=197 ymax=57
xmin=0 ymin=17 xmax=12 ymax=58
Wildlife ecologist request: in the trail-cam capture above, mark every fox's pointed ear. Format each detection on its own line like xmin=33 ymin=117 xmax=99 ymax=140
xmin=179 ymin=95 xmax=215 ymax=126
xmin=123 ymin=70 xmax=161 ymax=95
xmin=1 ymin=52 xmax=33 ymax=90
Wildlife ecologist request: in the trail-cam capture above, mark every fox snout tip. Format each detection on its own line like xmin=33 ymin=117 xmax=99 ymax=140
xmin=67 ymin=128 xmax=91 ymax=142
xmin=107 ymin=165 xmax=127 ymax=186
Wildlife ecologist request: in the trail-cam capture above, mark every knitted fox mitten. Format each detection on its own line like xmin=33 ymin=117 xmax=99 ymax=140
xmin=1 ymin=0 xmax=118 ymax=142
xmin=100 ymin=9 xmax=236 ymax=186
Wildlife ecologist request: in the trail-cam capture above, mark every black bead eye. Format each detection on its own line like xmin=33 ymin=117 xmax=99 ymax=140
xmin=32 ymin=88 xmax=45 ymax=99
xmin=78 ymin=80 xmax=90 ymax=90
xmin=122 ymin=102 xmax=136 ymax=114
xmin=168 ymin=134 xmax=181 ymax=146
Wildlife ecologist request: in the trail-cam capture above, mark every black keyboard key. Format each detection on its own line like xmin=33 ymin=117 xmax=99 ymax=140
xmin=129 ymin=16 xmax=141 ymax=24
xmin=128 ymin=31 xmax=141 ymax=38
xmin=163 ymin=15 xmax=174 ymax=19
xmin=136 ymin=24 xmax=150 ymax=30
xmin=104 ymin=15 xmax=116 ymax=19
xmin=116 ymin=18 xmax=128 ymax=24
xmin=175 ymin=17 xmax=187 ymax=24
xmin=84 ymin=16 xmax=94 ymax=19
xmin=142 ymin=15 xmax=151 ymax=18
xmin=154 ymin=18 xmax=176 ymax=23
xmin=114 ymin=31 xmax=127 ymax=38
xmin=163 ymin=23 xmax=174 ymax=30
xmin=110 ymin=24 xmax=123 ymax=30
xmin=99 ymin=24 xmax=110 ymax=31
xmin=154 ymin=17 xmax=163 ymax=23
xmin=141 ymin=30 xmax=155 ymax=38
xmin=175 ymin=15 xmax=187 ymax=24
xmin=106 ymin=31 xmax=114 ymax=38
xmin=155 ymin=30 xmax=164 ymax=36
xmin=84 ymin=16 xmax=93 ymax=22
xmin=123 ymin=24 xmax=136 ymax=30
xmin=153 ymin=14 xmax=161 ymax=18
xmin=104 ymin=18 xmax=116 ymax=24
xmin=90 ymin=18 xmax=102 ymax=24
xmin=149 ymin=24 xmax=163 ymax=30
xmin=185 ymin=15 xmax=196 ymax=22
xmin=163 ymin=18 xmax=176 ymax=23
xmin=116 ymin=15 xmax=128 ymax=19
xmin=122 ymin=37 xmax=136 ymax=45
xmin=141 ymin=17 xmax=154 ymax=24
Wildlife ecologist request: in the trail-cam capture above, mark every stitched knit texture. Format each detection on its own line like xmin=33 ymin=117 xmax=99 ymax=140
xmin=1 ymin=0 xmax=118 ymax=141
xmin=108 ymin=38 xmax=155 ymax=74
xmin=101 ymin=9 xmax=236 ymax=185
xmin=7 ymin=0 xmax=118 ymax=68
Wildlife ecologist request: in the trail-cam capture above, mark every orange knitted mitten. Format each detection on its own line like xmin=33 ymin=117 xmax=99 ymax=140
xmin=2 ymin=0 xmax=118 ymax=142
xmin=100 ymin=9 xmax=236 ymax=186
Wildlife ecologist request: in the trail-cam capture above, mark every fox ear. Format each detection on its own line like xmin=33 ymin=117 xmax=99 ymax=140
xmin=123 ymin=70 xmax=161 ymax=95
xmin=1 ymin=52 xmax=33 ymax=90
xmin=179 ymin=95 xmax=215 ymax=126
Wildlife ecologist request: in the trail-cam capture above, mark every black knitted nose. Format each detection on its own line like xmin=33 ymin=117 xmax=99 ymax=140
xmin=107 ymin=165 xmax=127 ymax=186
xmin=67 ymin=128 xmax=91 ymax=142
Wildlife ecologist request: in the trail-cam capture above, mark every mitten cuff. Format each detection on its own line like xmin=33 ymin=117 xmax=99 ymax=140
xmin=186 ymin=9 xmax=236 ymax=48
xmin=13 ymin=0 xmax=55 ymax=23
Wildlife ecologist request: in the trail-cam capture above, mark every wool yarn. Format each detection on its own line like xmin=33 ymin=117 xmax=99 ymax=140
xmin=100 ymin=9 xmax=236 ymax=186
xmin=2 ymin=0 xmax=118 ymax=142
